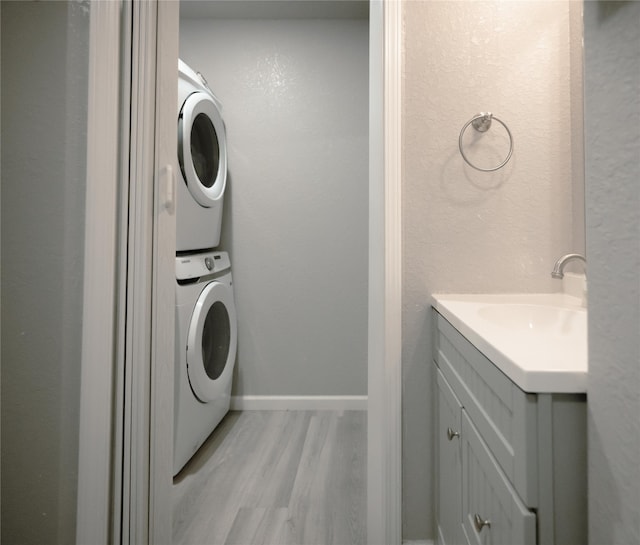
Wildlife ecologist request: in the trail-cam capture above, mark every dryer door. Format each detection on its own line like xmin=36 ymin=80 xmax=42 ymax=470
xmin=186 ymin=280 xmax=237 ymax=402
xmin=178 ymin=91 xmax=227 ymax=207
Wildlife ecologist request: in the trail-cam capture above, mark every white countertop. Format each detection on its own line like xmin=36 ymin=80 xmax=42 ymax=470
xmin=433 ymin=293 xmax=587 ymax=393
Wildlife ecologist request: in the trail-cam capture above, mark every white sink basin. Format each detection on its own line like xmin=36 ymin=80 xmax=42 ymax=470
xmin=432 ymin=294 xmax=587 ymax=393
xmin=477 ymin=303 xmax=586 ymax=335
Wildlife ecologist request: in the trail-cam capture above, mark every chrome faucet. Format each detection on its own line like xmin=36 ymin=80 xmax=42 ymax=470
xmin=551 ymin=253 xmax=586 ymax=279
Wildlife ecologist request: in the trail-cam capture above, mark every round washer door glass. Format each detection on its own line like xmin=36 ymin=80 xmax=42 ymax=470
xmin=201 ymin=301 xmax=229 ymax=380
xmin=178 ymin=91 xmax=227 ymax=208
xmin=186 ymin=280 xmax=237 ymax=402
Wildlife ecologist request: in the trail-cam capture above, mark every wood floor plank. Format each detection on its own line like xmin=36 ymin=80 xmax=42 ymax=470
xmin=223 ymin=507 xmax=293 ymax=545
xmin=324 ymin=411 xmax=367 ymax=545
xmin=172 ymin=410 xmax=366 ymax=545
xmin=287 ymin=412 xmax=337 ymax=545
xmin=173 ymin=412 xmax=279 ymax=544
xmin=172 ymin=411 xmax=243 ymax=544
xmin=240 ymin=411 xmax=312 ymax=508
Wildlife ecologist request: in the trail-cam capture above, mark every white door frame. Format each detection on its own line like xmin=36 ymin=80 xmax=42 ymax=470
xmin=75 ymin=0 xmax=402 ymax=543
xmin=76 ymin=1 xmax=122 ymax=543
xmin=368 ymin=1 xmax=403 ymax=543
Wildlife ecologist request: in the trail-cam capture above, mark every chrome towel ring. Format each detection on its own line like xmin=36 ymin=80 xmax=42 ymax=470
xmin=458 ymin=112 xmax=514 ymax=172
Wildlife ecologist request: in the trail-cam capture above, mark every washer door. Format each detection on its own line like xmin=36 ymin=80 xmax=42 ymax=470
xmin=186 ymin=280 xmax=237 ymax=403
xmin=178 ymin=91 xmax=227 ymax=208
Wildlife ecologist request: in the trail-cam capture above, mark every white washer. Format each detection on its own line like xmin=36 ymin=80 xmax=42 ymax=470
xmin=173 ymin=251 xmax=237 ymax=475
xmin=176 ymin=59 xmax=228 ymax=252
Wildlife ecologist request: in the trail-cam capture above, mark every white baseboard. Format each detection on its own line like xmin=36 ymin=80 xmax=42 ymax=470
xmin=230 ymin=395 xmax=368 ymax=411
xmin=402 ymin=541 xmax=434 ymax=545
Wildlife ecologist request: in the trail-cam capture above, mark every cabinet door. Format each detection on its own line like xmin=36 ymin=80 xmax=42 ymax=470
xmin=435 ymin=313 xmax=538 ymax=506
xmin=437 ymin=369 xmax=463 ymax=545
xmin=461 ymin=411 xmax=536 ymax=545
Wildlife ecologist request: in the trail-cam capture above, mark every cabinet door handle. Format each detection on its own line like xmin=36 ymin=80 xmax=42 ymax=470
xmin=474 ymin=513 xmax=491 ymax=532
xmin=447 ymin=427 xmax=460 ymax=441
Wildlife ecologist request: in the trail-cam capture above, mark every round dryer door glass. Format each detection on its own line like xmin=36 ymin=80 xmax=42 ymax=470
xmin=201 ymin=301 xmax=230 ymax=380
xmin=191 ymin=113 xmax=220 ymax=189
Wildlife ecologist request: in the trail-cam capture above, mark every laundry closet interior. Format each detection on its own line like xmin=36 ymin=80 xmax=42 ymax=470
xmin=173 ymin=1 xmax=369 ymax=543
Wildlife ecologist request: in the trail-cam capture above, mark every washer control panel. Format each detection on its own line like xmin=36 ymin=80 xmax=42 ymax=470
xmin=176 ymin=251 xmax=230 ymax=281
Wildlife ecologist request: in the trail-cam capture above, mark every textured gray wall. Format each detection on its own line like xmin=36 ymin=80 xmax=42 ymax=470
xmin=401 ymin=1 xmax=583 ymax=539
xmin=584 ymin=2 xmax=640 ymax=543
xmin=1 ymin=2 xmax=89 ymax=543
xmin=180 ymin=18 xmax=369 ymax=397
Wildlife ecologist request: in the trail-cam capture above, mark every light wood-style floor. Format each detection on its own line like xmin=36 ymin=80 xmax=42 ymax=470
xmin=172 ymin=410 xmax=366 ymax=545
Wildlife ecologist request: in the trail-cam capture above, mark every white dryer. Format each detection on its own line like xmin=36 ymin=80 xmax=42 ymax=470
xmin=176 ymin=59 xmax=228 ymax=252
xmin=173 ymin=251 xmax=237 ymax=476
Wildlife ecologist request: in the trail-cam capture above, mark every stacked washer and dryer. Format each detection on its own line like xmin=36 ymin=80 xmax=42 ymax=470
xmin=173 ymin=60 xmax=238 ymax=476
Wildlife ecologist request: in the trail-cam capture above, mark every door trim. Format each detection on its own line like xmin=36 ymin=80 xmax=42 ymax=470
xmin=75 ymin=2 xmax=122 ymax=543
xmin=367 ymin=0 xmax=403 ymax=543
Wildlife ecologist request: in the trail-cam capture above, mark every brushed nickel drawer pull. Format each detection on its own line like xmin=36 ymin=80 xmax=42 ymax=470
xmin=447 ymin=427 xmax=460 ymax=441
xmin=474 ymin=513 xmax=491 ymax=532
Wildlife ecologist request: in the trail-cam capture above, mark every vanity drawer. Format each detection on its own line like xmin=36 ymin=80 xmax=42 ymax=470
xmin=435 ymin=312 xmax=538 ymax=507
xmin=462 ymin=411 xmax=536 ymax=545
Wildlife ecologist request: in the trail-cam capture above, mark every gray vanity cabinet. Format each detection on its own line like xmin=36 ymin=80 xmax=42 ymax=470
xmin=433 ymin=309 xmax=587 ymax=545
xmin=436 ymin=370 xmax=463 ymax=545
xmin=461 ymin=410 xmax=535 ymax=545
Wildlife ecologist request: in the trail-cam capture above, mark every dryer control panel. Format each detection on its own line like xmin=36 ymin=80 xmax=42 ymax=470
xmin=176 ymin=251 xmax=230 ymax=281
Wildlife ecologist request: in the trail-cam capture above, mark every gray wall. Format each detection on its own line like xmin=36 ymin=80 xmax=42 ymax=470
xmin=584 ymin=2 xmax=640 ymax=544
xmin=179 ymin=17 xmax=369 ymax=397
xmin=401 ymin=1 xmax=583 ymax=539
xmin=1 ymin=2 xmax=89 ymax=543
